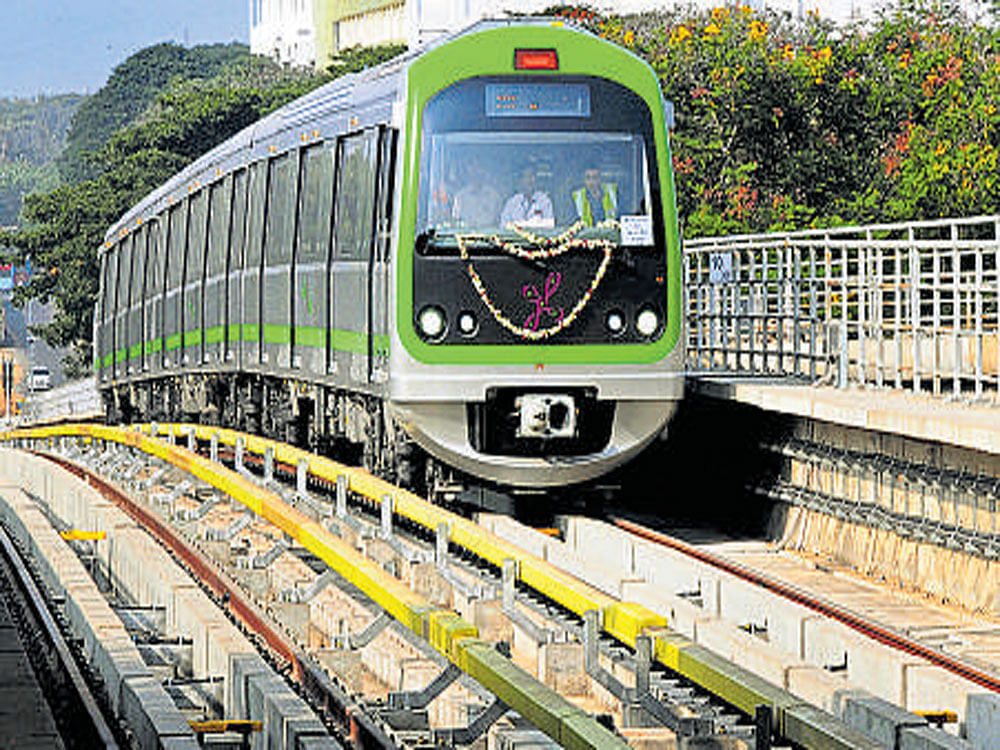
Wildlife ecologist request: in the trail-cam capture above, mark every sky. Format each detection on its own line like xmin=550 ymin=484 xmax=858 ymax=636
xmin=0 ymin=1 xmax=248 ymax=99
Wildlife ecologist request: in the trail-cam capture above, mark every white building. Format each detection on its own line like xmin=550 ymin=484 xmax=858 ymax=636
xmin=249 ymin=0 xmax=316 ymax=68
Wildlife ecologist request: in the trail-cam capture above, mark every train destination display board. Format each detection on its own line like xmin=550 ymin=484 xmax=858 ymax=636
xmin=485 ymin=83 xmax=590 ymax=118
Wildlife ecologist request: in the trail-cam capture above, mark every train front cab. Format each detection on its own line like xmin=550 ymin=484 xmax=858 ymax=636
xmin=390 ymin=22 xmax=684 ymax=488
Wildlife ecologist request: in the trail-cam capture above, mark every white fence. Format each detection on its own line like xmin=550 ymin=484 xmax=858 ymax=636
xmin=685 ymin=215 xmax=1000 ymax=403
xmin=20 ymin=376 xmax=103 ymax=425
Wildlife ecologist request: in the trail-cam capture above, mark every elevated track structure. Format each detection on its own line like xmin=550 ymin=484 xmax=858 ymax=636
xmin=1 ymin=421 xmax=888 ymax=749
xmin=8 ymin=213 xmax=1000 ymax=748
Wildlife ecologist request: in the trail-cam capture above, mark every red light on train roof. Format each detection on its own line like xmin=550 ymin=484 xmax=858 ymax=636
xmin=514 ymin=49 xmax=558 ymax=71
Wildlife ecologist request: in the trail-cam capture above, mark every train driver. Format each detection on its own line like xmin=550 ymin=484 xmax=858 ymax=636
xmin=499 ymin=164 xmax=554 ymax=228
xmin=571 ymin=165 xmax=618 ymax=226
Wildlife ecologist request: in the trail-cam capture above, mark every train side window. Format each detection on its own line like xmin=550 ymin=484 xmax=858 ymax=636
xmin=229 ymin=169 xmax=248 ymax=272
xmin=97 ymin=253 xmax=106 ymax=326
xmin=131 ymin=225 xmax=147 ymax=303
xmin=334 ymin=130 xmax=378 ymax=260
xmin=264 ymin=153 xmax=295 ymax=265
xmin=104 ymin=244 xmax=117 ymax=323
xmin=207 ymin=179 xmax=230 ymax=278
xmin=375 ymin=128 xmax=398 ymax=261
xmin=145 ymin=219 xmax=163 ymax=302
xmin=117 ymin=235 xmax=133 ymax=317
xmin=297 ymin=143 xmax=334 ymax=264
xmin=166 ymin=202 xmax=187 ymax=290
xmin=96 ymin=251 xmax=106 ymax=351
xmin=246 ymin=162 xmax=267 ymax=269
xmin=186 ymin=190 xmax=208 ymax=284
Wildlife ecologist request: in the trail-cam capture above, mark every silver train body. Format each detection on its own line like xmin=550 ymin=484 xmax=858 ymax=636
xmin=94 ymin=20 xmax=684 ymax=497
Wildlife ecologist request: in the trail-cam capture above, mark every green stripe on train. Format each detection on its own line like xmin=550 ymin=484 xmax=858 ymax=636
xmin=205 ymin=326 xmax=225 ymax=345
xmin=136 ymin=326 xmax=384 ymax=358
xmin=262 ymin=324 xmax=290 ymax=345
xmin=295 ymin=326 xmax=325 ymax=349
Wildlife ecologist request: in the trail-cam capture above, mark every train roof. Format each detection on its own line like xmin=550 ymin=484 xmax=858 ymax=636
xmin=104 ymin=17 xmax=604 ymax=245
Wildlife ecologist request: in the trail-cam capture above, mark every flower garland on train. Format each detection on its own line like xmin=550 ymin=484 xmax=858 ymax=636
xmin=456 ymin=218 xmax=619 ymax=341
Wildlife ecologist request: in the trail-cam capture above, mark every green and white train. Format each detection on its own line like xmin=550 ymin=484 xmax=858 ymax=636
xmin=95 ymin=18 xmax=684 ymax=501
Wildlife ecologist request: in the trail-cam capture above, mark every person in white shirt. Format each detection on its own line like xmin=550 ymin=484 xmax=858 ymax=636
xmin=499 ymin=164 xmax=554 ymax=228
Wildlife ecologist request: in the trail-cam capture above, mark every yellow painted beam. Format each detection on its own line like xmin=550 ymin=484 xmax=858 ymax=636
xmin=189 ymin=719 xmax=262 ymax=734
xmin=112 ymin=423 xmax=879 ymax=749
xmin=59 ymin=529 xmax=107 ymax=541
xmin=1 ymin=423 xmax=628 ymax=750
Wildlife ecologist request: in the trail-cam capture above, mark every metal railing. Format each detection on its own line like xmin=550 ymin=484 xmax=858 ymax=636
xmin=685 ymin=215 xmax=1000 ymax=403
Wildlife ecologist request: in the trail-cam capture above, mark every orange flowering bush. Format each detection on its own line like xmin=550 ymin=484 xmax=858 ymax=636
xmin=545 ymin=2 xmax=1000 ymax=237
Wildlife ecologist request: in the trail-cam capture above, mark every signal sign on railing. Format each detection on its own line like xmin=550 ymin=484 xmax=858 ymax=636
xmin=708 ymin=252 xmax=733 ymax=283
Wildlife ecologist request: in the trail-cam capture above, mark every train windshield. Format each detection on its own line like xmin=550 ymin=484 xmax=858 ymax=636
xmin=416 ymin=76 xmax=661 ymax=251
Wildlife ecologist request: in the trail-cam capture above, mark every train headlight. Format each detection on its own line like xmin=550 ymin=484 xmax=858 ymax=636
xmin=605 ymin=310 xmax=626 ymax=335
xmin=636 ymin=307 xmax=660 ymax=337
xmin=417 ymin=306 xmax=447 ymax=340
xmin=457 ymin=311 xmax=478 ymax=336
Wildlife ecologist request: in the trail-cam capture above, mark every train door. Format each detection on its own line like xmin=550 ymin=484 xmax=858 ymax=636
xmin=294 ymin=142 xmax=335 ymax=376
xmin=331 ymin=128 xmax=379 ymax=387
xmin=368 ymin=127 xmax=397 ymax=385
xmin=127 ymin=225 xmax=147 ymax=375
xmin=144 ymin=219 xmax=164 ymax=374
xmin=182 ymin=189 xmax=208 ymax=366
xmin=163 ymin=202 xmax=187 ymax=369
xmin=204 ymin=177 xmax=231 ymax=365
xmin=226 ymin=169 xmax=248 ymax=367
xmin=262 ymin=152 xmax=295 ymax=370
xmin=243 ymin=162 xmax=267 ymax=369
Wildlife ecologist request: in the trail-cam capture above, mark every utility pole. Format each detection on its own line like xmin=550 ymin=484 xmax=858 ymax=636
xmin=3 ymin=357 xmax=10 ymax=423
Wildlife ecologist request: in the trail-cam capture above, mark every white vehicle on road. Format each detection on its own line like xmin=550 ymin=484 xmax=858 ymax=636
xmin=29 ymin=365 xmax=51 ymax=391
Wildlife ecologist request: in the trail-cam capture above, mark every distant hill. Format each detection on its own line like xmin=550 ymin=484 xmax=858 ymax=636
xmin=0 ymin=95 xmax=84 ymax=226
xmin=57 ymin=42 xmax=253 ymax=185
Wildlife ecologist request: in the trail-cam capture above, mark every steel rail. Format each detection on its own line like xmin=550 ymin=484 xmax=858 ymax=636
xmin=4 ymin=424 xmax=883 ymax=748
xmin=135 ymin=422 xmax=880 ymax=749
xmin=612 ymin=516 xmax=1000 ymax=695
xmin=0 ymin=519 xmax=120 ymax=749
xmin=13 ymin=427 xmax=626 ymax=750
xmin=35 ymin=450 xmax=396 ymax=750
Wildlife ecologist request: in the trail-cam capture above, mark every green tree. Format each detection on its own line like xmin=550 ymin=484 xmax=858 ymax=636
xmin=57 ymin=43 xmax=252 ymax=184
xmin=2 ymin=46 xmax=330 ymax=374
xmin=0 ymin=95 xmax=83 ymax=225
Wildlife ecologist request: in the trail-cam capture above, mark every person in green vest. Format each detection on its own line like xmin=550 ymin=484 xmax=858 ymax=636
xmin=571 ymin=166 xmax=617 ymax=226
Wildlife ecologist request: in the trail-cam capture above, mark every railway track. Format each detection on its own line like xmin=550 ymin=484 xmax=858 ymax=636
xmin=9 ymin=426 xmax=628 ymax=749
xmin=0 ymin=511 xmax=120 ymax=749
xmin=479 ymin=509 xmax=994 ymax=749
xmin=3 ymin=422 xmax=891 ymax=749
xmin=38 ymin=450 xmax=403 ymax=749
xmin=611 ymin=517 xmax=1000 ymax=695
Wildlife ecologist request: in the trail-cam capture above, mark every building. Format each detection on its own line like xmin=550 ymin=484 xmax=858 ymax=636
xmin=249 ymin=0 xmax=316 ymax=68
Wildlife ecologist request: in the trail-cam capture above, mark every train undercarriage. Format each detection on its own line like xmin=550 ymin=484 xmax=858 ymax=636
xmin=105 ymin=373 xmax=582 ymax=515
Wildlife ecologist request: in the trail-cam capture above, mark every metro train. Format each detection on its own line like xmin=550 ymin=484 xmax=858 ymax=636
xmin=94 ymin=18 xmax=684 ymax=506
